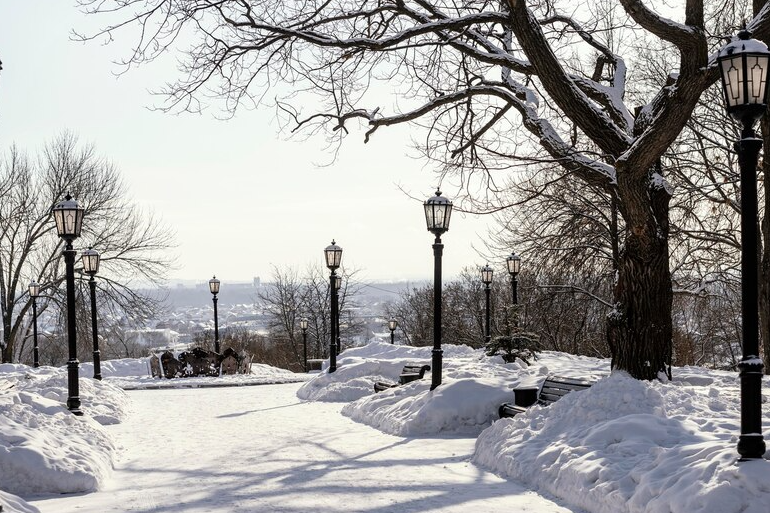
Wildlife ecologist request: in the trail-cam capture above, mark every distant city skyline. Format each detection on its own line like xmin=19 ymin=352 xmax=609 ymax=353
xmin=0 ymin=2 xmax=502 ymax=284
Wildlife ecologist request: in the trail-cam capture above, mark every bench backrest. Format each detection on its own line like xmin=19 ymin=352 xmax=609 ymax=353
xmin=402 ymin=364 xmax=431 ymax=377
xmin=538 ymin=376 xmax=593 ymax=406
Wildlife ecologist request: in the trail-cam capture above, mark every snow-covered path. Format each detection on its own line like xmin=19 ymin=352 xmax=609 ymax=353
xmin=29 ymin=382 xmax=581 ymax=513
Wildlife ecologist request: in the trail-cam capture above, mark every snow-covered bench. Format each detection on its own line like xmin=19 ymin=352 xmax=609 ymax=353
xmin=498 ymin=375 xmax=593 ymax=418
xmin=306 ymin=359 xmax=324 ymax=372
xmin=374 ymin=364 xmax=431 ymax=392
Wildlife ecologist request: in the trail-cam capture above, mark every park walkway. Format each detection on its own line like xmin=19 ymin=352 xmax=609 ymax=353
xmin=29 ymin=383 xmax=582 ymax=513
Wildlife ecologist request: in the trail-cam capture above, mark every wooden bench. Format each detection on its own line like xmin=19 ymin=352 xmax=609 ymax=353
xmin=374 ymin=364 xmax=431 ymax=392
xmin=498 ymin=375 xmax=593 ymax=418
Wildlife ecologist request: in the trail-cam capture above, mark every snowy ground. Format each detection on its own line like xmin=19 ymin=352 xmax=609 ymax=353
xmin=79 ymin=358 xmax=311 ymax=390
xmin=26 ymin=384 xmax=580 ymax=513
xmin=3 ymin=342 xmax=770 ymax=513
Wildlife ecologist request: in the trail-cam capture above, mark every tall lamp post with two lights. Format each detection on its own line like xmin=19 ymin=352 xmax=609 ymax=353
xmin=324 ymin=241 xmax=342 ymax=373
xmin=209 ymin=276 xmax=221 ymax=353
xmin=388 ymin=318 xmax=398 ymax=344
xmin=52 ymin=194 xmax=85 ymax=416
xmin=481 ymin=264 xmax=494 ymax=345
xmin=717 ymin=28 xmax=769 ymax=459
xmin=29 ymin=281 xmax=40 ymax=368
xmin=82 ymin=248 xmax=102 ymax=380
xmin=424 ymin=190 xmax=452 ymax=390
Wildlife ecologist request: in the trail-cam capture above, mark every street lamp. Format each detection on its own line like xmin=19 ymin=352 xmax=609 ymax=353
xmin=81 ymin=248 xmax=102 ymax=380
xmin=209 ymin=276 xmax=221 ymax=353
xmin=717 ymin=28 xmax=770 ymax=460
xmin=29 ymin=281 xmax=40 ymax=368
xmin=324 ymin=240 xmax=342 ymax=372
xmin=388 ymin=318 xmax=398 ymax=344
xmin=333 ymin=274 xmax=342 ymax=354
xmin=481 ymin=264 xmax=494 ymax=345
xmin=300 ymin=318 xmax=309 ymax=372
xmin=424 ymin=189 xmax=452 ymax=390
xmin=506 ymin=251 xmax=521 ymax=303
xmin=52 ymin=194 xmax=85 ymax=416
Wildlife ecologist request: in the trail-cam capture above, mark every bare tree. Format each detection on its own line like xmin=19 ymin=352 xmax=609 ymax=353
xmin=256 ymin=265 xmax=305 ymax=364
xmin=257 ymin=263 xmax=364 ymax=368
xmin=0 ymin=132 xmax=175 ymax=363
xmin=76 ymin=0 xmax=770 ymax=379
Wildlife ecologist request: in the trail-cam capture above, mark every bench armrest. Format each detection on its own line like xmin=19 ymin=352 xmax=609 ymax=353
xmin=512 ymin=386 xmax=539 ymax=408
xmin=499 ymin=403 xmax=527 ymax=418
xmin=374 ymin=381 xmax=397 ymax=392
xmin=399 ymin=373 xmax=421 ymax=384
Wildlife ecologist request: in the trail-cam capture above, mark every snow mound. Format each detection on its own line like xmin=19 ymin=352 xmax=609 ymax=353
xmin=299 ymin=341 xmax=540 ymax=435
xmin=473 ymin=372 xmax=770 ymax=513
xmin=80 ymin=357 xmax=151 ymax=378
xmin=0 ymin=364 xmax=129 ymax=497
xmin=103 ymin=358 xmax=310 ymax=390
xmin=0 ymin=490 xmax=40 ymax=513
xmin=343 ymin=376 xmax=514 ymax=436
xmin=0 ymin=389 xmax=117 ymax=495
xmin=12 ymin=369 xmax=131 ymax=425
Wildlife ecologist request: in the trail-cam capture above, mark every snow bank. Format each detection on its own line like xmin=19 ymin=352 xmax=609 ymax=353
xmin=473 ymin=372 xmax=770 ymax=513
xmin=0 ymin=490 xmax=40 ymax=513
xmin=99 ymin=357 xmax=310 ymax=390
xmin=297 ymin=342 xmax=600 ymax=436
xmin=8 ymin=367 xmax=131 ymax=425
xmin=298 ymin=341 xmax=505 ymax=403
xmin=80 ymin=357 xmax=151 ymax=378
xmin=0 ymin=366 xmax=123 ymax=496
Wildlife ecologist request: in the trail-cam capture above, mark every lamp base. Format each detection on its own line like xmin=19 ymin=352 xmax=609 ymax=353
xmin=738 ymin=433 xmax=766 ymax=460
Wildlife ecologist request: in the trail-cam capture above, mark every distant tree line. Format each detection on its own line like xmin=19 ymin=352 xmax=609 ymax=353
xmin=190 ymin=265 xmax=366 ymax=372
xmin=386 ymin=265 xmax=743 ymax=372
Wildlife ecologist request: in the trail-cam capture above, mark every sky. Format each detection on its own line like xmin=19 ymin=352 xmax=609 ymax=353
xmin=0 ymin=2 xmax=498 ymax=285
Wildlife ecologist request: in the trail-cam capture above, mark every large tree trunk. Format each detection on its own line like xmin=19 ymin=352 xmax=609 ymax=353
xmin=609 ymin=166 xmax=673 ymax=380
xmin=2 ymin=309 xmax=12 ymax=363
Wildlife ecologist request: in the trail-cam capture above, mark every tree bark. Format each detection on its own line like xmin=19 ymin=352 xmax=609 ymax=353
xmin=610 ymin=169 xmax=673 ymax=379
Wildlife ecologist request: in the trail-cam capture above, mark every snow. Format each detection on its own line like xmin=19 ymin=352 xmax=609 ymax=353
xmin=474 ymin=371 xmax=770 ymax=513
xmin=720 ymin=35 xmax=769 ymax=56
xmin=0 ymin=364 xmax=123 ymax=505
xmin=81 ymin=356 xmax=311 ymax=390
xmin=2 ymin=343 xmax=770 ymax=513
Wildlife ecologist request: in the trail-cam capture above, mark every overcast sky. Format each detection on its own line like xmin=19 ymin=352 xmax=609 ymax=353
xmin=0 ymin=2 xmax=499 ymax=284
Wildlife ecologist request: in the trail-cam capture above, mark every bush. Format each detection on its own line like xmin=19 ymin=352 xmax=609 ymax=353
xmin=486 ymin=331 xmax=540 ymax=364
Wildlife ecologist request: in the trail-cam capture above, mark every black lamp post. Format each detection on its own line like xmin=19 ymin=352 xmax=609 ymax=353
xmin=717 ymin=29 xmax=770 ymax=460
xmin=324 ymin=240 xmax=342 ymax=373
xmin=209 ymin=276 xmax=221 ymax=353
xmin=481 ymin=264 xmax=494 ymax=345
xmin=29 ymin=281 xmax=40 ymax=368
xmin=300 ymin=318 xmax=309 ymax=372
xmin=52 ymin=194 xmax=85 ymax=416
xmin=81 ymin=248 xmax=102 ymax=380
xmin=388 ymin=318 xmax=398 ymax=344
xmin=334 ymin=274 xmax=342 ymax=354
xmin=506 ymin=252 xmax=521 ymax=327
xmin=424 ymin=189 xmax=453 ymax=390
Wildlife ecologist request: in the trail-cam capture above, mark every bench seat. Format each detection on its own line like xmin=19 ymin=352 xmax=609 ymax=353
xmin=499 ymin=375 xmax=593 ymax=418
xmin=374 ymin=364 xmax=431 ymax=392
